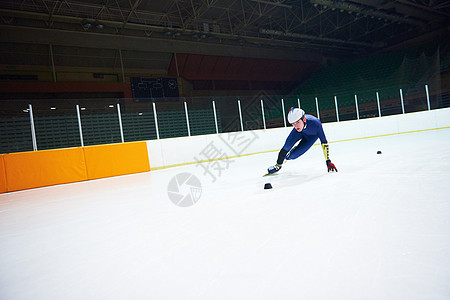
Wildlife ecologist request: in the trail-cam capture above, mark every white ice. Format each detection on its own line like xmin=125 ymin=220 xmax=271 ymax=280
xmin=1 ymin=129 xmax=450 ymax=300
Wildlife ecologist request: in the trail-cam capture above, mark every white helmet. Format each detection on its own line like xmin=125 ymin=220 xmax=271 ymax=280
xmin=287 ymin=107 xmax=305 ymax=124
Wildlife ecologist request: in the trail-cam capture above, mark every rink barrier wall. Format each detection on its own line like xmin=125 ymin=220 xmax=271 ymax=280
xmin=321 ymin=107 xmax=450 ymax=143
xmin=0 ymin=141 xmax=150 ymax=193
xmin=83 ymin=142 xmax=150 ymax=180
xmin=0 ymin=155 xmax=6 ymax=193
xmin=2 ymin=147 xmax=88 ymax=192
xmin=146 ymin=108 xmax=450 ymax=170
xmin=1 ymin=108 xmax=449 ymax=193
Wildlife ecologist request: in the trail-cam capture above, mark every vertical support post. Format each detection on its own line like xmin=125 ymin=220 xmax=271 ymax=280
xmin=174 ymin=52 xmax=180 ymax=77
xmin=184 ymin=101 xmax=191 ymax=136
xmin=174 ymin=52 xmax=182 ymax=94
xmin=399 ymin=88 xmax=405 ymax=114
xmin=261 ymin=99 xmax=266 ymax=130
xmin=376 ymin=91 xmax=382 ymax=117
xmin=76 ymin=104 xmax=84 ymax=147
xmin=297 ymin=98 xmax=301 ymax=109
xmin=315 ymin=97 xmax=320 ymax=120
xmin=281 ymin=98 xmax=286 ymax=127
xmin=49 ymin=44 xmax=57 ymax=82
xmin=152 ymin=102 xmax=160 ymax=139
xmin=238 ymin=99 xmax=244 ymax=131
xmin=28 ymin=104 xmax=38 ymax=151
xmin=425 ymin=84 xmax=430 ymax=111
xmin=118 ymin=49 xmax=125 ymax=83
xmin=212 ymin=100 xmax=219 ymax=134
xmin=116 ymin=103 xmax=124 ymax=143
xmin=354 ymin=94 xmax=360 ymax=120
xmin=334 ymin=96 xmax=340 ymax=122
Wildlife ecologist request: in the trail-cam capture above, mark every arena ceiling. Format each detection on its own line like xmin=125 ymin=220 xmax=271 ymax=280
xmin=1 ymin=0 xmax=449 ymax=58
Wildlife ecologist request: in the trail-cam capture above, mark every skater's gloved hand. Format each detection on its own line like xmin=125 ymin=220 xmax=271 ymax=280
xmin=268 ymin=163 xmax=282 ymax=174
xmin=326 ymin=160 xmax=338 ymax=172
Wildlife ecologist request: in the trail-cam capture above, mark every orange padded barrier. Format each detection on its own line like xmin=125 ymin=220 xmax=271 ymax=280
xmin=3 ymin=147 xmax=88 ymax=192
xmin=0 ymin=155 xmax=6 ymax=193
xmin=83 ymin=142 xmax=150 ymax=180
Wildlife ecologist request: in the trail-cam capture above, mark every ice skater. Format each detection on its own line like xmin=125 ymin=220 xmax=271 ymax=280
xmin=266 ymin=107 xmax=338 ymax=175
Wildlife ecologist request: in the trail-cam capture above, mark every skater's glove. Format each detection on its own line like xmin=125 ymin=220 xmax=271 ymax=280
xmin=326 ymin=160 xmax=338 ymax=172
xmin=268 ymin=163 xmax=282 ymax=174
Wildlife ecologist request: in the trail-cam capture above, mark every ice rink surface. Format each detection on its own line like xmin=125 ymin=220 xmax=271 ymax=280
xmin=1 ymin=128 xmax=450 ymax=300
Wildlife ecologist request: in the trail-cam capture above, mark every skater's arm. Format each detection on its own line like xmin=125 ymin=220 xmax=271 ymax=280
xmin=321 ymin=143 xmax=338 ymax=172
xmin=317 ymin=126 xmax=328 ymax=144
xmin=321 ymin=143 xmax=330 ymax=161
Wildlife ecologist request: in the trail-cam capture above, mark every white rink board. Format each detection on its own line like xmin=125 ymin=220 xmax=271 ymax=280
xmin=147 ymin=108 xmax=450 ymax=169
